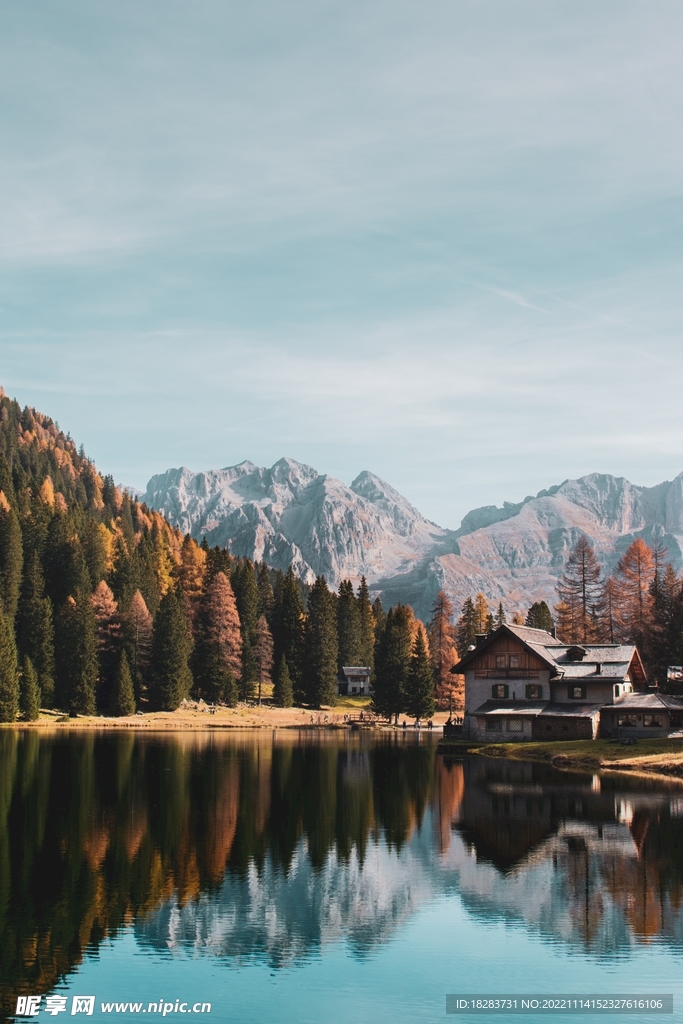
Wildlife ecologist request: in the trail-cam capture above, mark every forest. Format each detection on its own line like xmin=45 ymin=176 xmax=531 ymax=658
xmin=0 ymin=392 xmax=456 ymax=722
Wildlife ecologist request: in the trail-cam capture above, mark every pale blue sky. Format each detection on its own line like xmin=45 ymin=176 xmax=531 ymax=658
xmin=2 ymin=0 xmax=683 ymax=527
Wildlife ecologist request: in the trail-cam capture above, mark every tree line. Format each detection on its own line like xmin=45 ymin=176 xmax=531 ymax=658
xmin=450 ymin=533 xmax=683 ymax=689
xmin=0 ymin=392 xmax=460 ymax=721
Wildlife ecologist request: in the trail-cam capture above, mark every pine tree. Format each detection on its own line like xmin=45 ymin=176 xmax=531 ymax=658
xmin=91 ymin=580 xmax=121 ymax=711
xmin=525 ymin=601 xmax=554 ymax=633
xmin=54 ymin=592 xmax=98 ymax=715
xmin=455 ymin=597 xmax=477 ymax=656
xmin=273 ymin=657 xmax=294 ymax=707
xmin=303 ymin=576 xmax=339 ymax=708
xmin=254 ymin=614 xmax=274 ymax=704
xmin=428 ymin=590 xmax=459 ymax=709
xmin=111 ymin=651 xmax=136 ymax=716
xmin=148 ymin=587 xmax=193 ymax=711
xmin=0 ymin=502 xmax=23 ymax=622
xmin=19 ymin=655 xmax=40 ymax=721
xmin=372 ymin=605 xmax=412 ymax=721
xmin=15 ymin=550 xmax=55 ymax=706
xmin=494 ymin=601 xmax=506 ymax=629
xmin=175 ymin=534 xmax=206 ymax=628
xmin=556 ymin=535 xmax=603 ymax=643
xmin=337 ymin=579 xmax=363 ymax=669
xmin=257 ymin=562 xmax=274 ymax=620
xmin=0 ymin=605 xmax=19 ymax=722
xmin=271 ymin=566 xmax=305 ymax=696
xmin=405 ymin=630 xmax=435 ymax=721
xmin=356 ymin=576 xmax=375 ymax=670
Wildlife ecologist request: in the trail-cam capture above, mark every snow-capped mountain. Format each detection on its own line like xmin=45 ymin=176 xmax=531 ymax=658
xmin=143 ymin=461 xmax=683 ymax=618
xmin=143 ymin=457 xmax=450 ymax=587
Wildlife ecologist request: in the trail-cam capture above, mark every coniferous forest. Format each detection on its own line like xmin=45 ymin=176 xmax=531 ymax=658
xmin=0 ymin=391 xmax=445 ymax=721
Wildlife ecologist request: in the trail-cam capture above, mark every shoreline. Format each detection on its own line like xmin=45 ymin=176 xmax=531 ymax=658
xmin=438 ymin=736 xmax=683 ymax=778
xmin=6 ymin=706 xmax=452 ymax=732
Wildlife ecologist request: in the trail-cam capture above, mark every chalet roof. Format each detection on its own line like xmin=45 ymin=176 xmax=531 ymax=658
xmin=612 ymin=691 xmax=683 ymax=711
xmin=341 ymin=666 xmax=371 ymax=674
xmin=454 ymin=624 xmax=645 ymax=684
xmin=538 ymin=703 xmax=603 ymax=719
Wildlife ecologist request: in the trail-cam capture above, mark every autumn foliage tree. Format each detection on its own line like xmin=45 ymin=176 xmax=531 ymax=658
xmin=556 ymin=535 xmax=603 ymax=643
xmin=428 ymin=591 xmax=460 ymax=710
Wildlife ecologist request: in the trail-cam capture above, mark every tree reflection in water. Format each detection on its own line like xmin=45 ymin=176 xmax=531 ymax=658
xmin=2 ymin=731 xmax=683 ymax=1016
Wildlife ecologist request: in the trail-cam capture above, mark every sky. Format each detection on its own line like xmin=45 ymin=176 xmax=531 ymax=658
xmin=2 ymin=0 xmax=683 ymax=528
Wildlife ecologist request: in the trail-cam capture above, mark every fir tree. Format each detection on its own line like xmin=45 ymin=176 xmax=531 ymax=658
xmin=254 ymin=614 xmax=274 ymax=705
xmin=0 ymin=501 xmax=23 ymax=622
xmin=16 ymin=550 xmax=55 ymax=706
xmin=356 ymin=576 xmax=375 ymax=670
xmin=19 ymin=655 xmax=40 ymax=721
xmin=111 ymin=651 xmax=136 ymax=716
xmin=148 ymin=587 xmax=193 ymax=711
xmin=192 ymin=571 xmax=243 ymax=701
xmin=0 ymin=605 xmax=19 ymax=722
xmin=257 ymin=562 xmax=274 ymax=620
xmin=271 ymin=566 xmax=305 ymax=697
xmin=494 ymin=601 xmax=506 ymax=629
xmin=405 ymin=630 xmax=435 ymax=721
xmin=372 ymin=605 xmax=412 ymax=722
xmin=303 ymin=576 xmax=339 ymax=708
xmin=337 ymin=579 xmax=363 ymax=670
xmin=54 ymin=592 xmax=98 ymax=716
xmin=525 ymin=601 xmax=554 ymax=633
xmin=232 ymin=560 xmax=260 ymax=699
xmin=273 ymin=657 xmax=294 ymax=707
xmin=455 ymin=597 xmax=477 ymax=656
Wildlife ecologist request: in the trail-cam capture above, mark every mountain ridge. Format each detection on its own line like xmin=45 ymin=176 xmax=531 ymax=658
xmin=143 ymin=459 xmax=683 ymax=620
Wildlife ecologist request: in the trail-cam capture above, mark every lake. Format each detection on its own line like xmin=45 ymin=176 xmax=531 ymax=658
xmin=2 ymin=730 xmax=682 ymax=1022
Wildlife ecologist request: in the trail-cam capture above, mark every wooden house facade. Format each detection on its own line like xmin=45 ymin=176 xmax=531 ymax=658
xmin=456 ymin=624 xmax=660 ymax=742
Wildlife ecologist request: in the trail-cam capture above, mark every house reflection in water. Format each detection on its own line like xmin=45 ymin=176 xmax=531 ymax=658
xmin=447 ymin=757 xmax=683 ymax=950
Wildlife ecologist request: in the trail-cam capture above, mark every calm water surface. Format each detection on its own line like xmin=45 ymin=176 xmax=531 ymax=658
xmin=2 ymin=730 xmax=683 ymax=1022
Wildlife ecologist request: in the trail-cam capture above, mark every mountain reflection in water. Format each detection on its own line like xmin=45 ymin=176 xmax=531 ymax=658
xmin=2 ymin=731 xmax=683 ymax=1015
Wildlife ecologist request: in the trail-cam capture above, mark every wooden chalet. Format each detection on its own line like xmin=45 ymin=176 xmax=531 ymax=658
xmin=338 ymin=666 xmax=372 ymax=697
xmin=455 ymin=624 xmax=656 ymax=741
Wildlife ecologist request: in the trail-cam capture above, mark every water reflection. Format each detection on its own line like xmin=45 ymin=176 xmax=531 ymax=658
xmin=2 ymin=731 xmax=683 ymax=1015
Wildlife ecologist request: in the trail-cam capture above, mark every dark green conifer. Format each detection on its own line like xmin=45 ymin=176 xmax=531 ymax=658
xmin=271 ymin=566 xmax=305 ymax=699
xmin=337 ymin=579 xmax=363 ymax=670
xmin=494 ymin=601 xmax=506 ymax=629
xmin=19 ymin=655 xmax=40 ymax=721
xmin=525 ymin=600 xmax=555 ymax=633
xmin=372 ymin=605 xmax=412 ymax=721
xmin=0 ymin=605 xmax=19 ymax=722
xmin=455 ymin=597 xmax=477 ymax=656
xmin=0 ymin=504 xmax=23 ymax=622
xmin=303 ymin=576 xmax=338 ymax=708
xmin=16 ymin=552 xmax=55 ymax=707
xmin=54 ymin=591 xmax=98 ymax=716
xmin=148 ymin=587 xmax=193 ymax=711
xmin=232 ymin=560 xmax=260 ymax=700
xmin=257 ymin=561 xmax=274 ymax=620
xmin=357 ymin=576 xmax=375 ymax=671
xmin=405 ymin=630 xmax=436 ymax=721
xmin=111 ymin=651 xmax=136 ymax=716
xmin=273 ymin=657 xmax=294 ymax=708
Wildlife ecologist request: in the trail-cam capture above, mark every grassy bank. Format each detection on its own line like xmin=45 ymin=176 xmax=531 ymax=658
xmin=438 ymin=737 xmax=683 ymax=775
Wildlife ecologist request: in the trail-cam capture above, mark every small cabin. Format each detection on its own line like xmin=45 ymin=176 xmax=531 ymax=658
xmin=338 ymin=666 xmax=372 ymax=697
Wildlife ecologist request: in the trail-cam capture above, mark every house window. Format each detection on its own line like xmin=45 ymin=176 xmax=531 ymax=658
xmin=618 ymin=714 xmax=638 ymax=727
xmin=495 ymin=655 xmax=506 ymax=669
xmin=492 ymin=684 xmax=509 ymax=699
xmin=569 ymin=686 xmax=586 ymax=700
xmin=643 ymin=715 xmax=663 ymax=727
xmin=525 ymin=684 xmax=543 ymax=699
xmin=485 ymin=719 xmax=502 ymax=732
xmin=509 ymin=655 xmax=520 ymax=668
xmin=506 ymin=719 xmax=523 ymax=732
